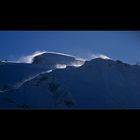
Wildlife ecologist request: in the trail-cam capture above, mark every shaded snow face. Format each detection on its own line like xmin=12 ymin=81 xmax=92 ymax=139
xmin=43 ymin=58 xmax=140 ymax=108
xmin=0 ymin=71 xmax=75 ymax=109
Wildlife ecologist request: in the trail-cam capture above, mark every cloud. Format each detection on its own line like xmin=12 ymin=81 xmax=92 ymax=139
xmin=18 ymin=51 xmax=47 ymax=63
xmin=90 ymin=54 xmax=111 ymax=60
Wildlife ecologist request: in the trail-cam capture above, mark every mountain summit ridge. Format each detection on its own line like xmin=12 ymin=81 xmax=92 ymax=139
xmin=0 ymin=51 xmax=140 ymax=109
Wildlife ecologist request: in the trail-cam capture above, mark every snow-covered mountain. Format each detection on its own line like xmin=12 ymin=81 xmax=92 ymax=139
xmin=1 ymin=56 xmax=140 ymax=109
xmin=0 ymin=52 xmax=84 ymax=92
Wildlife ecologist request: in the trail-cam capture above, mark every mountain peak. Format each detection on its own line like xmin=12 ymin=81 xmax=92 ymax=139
xmin=83 ymin=57 xmax=111 ymax=66
xmin=32 ymin=52 xmax=84 ymax=68
xmin=32 ymin=52 xmax=75 ymax=64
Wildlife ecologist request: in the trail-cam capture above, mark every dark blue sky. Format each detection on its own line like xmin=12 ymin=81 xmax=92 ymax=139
xmin=0 ymin=31 xmax=140 ymax=64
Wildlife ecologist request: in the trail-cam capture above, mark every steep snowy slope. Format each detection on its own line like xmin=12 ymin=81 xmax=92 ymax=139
xmin=0 ymin=70 xmax=75 ymax=109
xmin=1 ymin=58 xmax=140 ymax=109
xmin=0 ymin=62 xmax=50 ymax=91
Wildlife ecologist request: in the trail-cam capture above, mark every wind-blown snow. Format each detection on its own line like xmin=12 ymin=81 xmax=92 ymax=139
xmin=18 ymin=51 xmax=47 ymax=63
xmin=90 ymin=53 xmax=111 ymax=60
xmin=55 ymin=64 xmax=67 ymax=69
xmin=70 ymin=61 xmax=85 ymax=67
xmin=55 ymin=61 xmax=85 ymax=69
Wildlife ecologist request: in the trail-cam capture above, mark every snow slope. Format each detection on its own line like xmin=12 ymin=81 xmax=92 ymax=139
xmin=45 ymin=58 xmax=140 ymax=108
xmin=0 ymin=70 xmax=75 ymax=109
xmin=0 ymin=62 xmax=50 ymax=91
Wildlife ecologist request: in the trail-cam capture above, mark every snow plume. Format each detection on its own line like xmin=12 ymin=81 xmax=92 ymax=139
xmin=90 ymin=54 xmax=111 ymax=60
xmin=55 ymin=61 xmax=85 ymax=69
xmin=18 ymin=51 xmax=47 ymax=63
xmin=70 ymin=61 xmax=85 ymax=67
xmin=55 ymin=64 xmax=67 ymax=69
